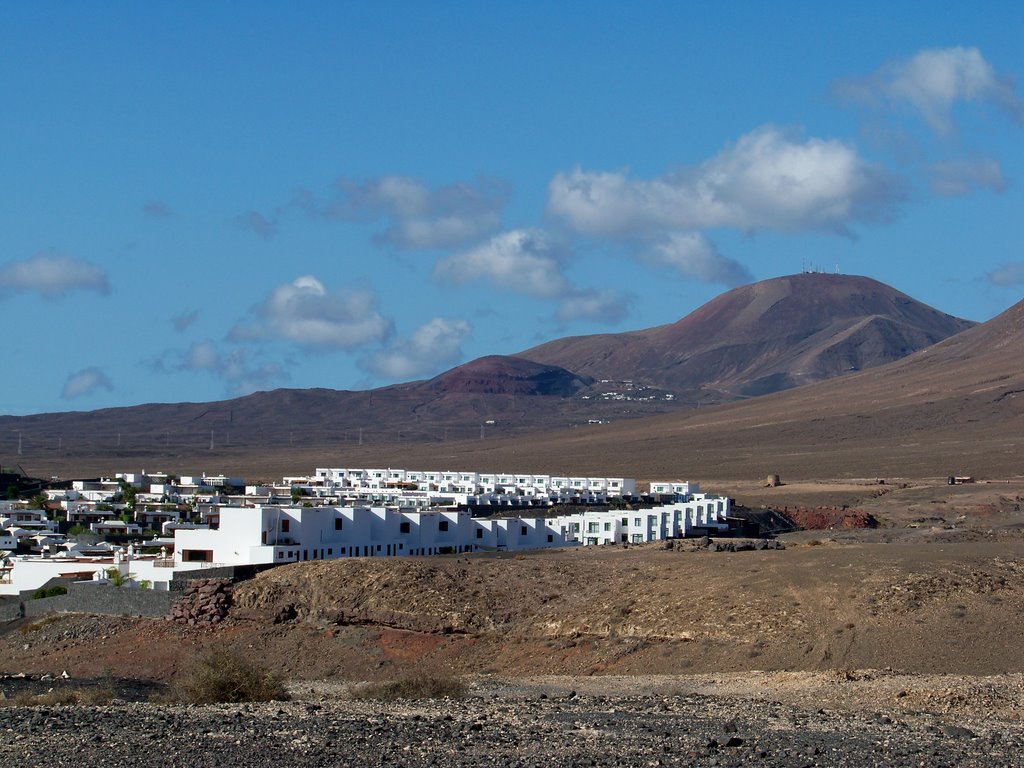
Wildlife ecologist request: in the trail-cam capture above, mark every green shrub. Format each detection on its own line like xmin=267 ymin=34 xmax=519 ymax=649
xmin=31 ymin=585 xmax=68 ymax=599
xmin=171 ymin=647 xmax=289 ymax=704
xmin=351 ymin=673 xmax=467 ymax=700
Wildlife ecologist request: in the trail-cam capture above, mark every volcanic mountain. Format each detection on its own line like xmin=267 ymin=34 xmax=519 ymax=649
xmin=373 ymin=294 xmax=1024 ymax=481
xmin=0 ymin=273 xmax=977 ymax=478
xmin=520 ymin=273 xmax=975 ymax=404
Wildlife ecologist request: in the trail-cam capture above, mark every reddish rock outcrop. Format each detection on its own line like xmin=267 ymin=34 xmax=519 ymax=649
xmin=167 ymin=578 xmax=233 ymax=626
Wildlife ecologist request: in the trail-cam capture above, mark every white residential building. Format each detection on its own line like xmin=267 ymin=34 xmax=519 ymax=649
xmin=172 ymin=505 xmax=570 ymax=566
xmin=550 ymin=496 xmax=730 ymax=546
xmin=309 ymin=467 xmax=638 ymax=501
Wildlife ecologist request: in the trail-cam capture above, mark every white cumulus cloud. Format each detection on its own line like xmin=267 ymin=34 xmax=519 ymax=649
xmin=836 ymin=46 xmax=1024 ymax=135
xmin=644 ymin=233 xmax=753 ymax=286
xmin=62 ymin=367 xmax=113 ymax=400
xmin=434 ymin=229 xmax=569 ymax=297
xmin=308 ymin=175 xmax=510 ymax=250
xmin=0 ymin=253 xmax=110 ymax=298
xmin=548 ymin=126 xmax=900 ymax=238
xmin=363 ymin=317 xmax=471 ymax=380
xmin=230 ymin=276 xmax=392 ymax=349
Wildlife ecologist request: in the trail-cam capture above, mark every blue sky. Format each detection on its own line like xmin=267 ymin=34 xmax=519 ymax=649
xmin=2 ymin=2 xmax=1022 ymax=415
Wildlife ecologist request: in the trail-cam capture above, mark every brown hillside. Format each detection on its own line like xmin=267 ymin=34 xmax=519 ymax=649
xmin=336 ymin=295 xmax=1024 ymax=481
xmin=521 ymin=273 xmax=974 ymax=402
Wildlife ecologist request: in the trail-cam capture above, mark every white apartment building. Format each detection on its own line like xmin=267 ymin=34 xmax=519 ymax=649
xmin=309 ymin=467 xmax=638 ymax=500
xmin=172 ymin=505 xmax=569 ymax=566
xmin=648 ymin=480 xmax=701 ymax=496
xmin=551 ymin=496 xmax=730 ymax=546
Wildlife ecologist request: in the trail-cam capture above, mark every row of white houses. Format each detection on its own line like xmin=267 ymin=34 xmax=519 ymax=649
xmin=173 ymin=494 xmax=731 ymax=567
xmin=298 ymin=467 xmax=639 ymax=498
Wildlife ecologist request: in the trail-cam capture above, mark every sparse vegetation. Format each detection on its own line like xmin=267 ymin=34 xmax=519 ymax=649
xmin=170 ymin=646 xmax=289 ymax=704
xmin=351 ymin=673 xmax=468 ymax=700
xmin=32 ymin=585 xmax=68 ymax=599
xmin=18 ymin=615 xmax=62 ymax=634
xmin=1 ymin=684 xmax=116 ymax=707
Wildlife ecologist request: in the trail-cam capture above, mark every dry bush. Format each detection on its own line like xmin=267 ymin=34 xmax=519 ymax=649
xmin=170 ymin=646 xmax=289 ymax=704
xmin=351 ymin=672 xmax=467 ymax=700
xmin=2 ymin=685 xmax=116 ymax=707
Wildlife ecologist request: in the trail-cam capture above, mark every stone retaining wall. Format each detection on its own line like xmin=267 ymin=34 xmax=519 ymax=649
xmin=22 ymin=582 xmax=174 ymax=619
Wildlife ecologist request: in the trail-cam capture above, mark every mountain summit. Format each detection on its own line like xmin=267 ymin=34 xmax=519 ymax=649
xmin=520 ymin=273 xmax=975 ymax=404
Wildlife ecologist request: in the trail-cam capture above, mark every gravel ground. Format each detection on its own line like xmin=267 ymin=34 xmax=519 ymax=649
xmin=0 ymin=676 xmax=1020 ymax=768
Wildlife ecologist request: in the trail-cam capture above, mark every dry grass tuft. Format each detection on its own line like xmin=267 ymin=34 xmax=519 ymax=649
xmin=170 ymin=646 xmax=289 ymax=704
xmin=351 ymin=673 xmax=468 ymax=700
xmin=1 ymin=685 xmax=116 ymax=707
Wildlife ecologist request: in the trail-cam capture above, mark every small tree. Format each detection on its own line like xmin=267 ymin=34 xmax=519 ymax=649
xmin=120 ymin=482 xmax=138 ymax=513
xmin=29 ymin=494 xmax=47 ymax=510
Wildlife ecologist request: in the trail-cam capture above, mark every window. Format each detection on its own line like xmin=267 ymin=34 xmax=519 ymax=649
xmin=280 ymin=519 xmax=290 ymax=533
xmin=327 ymin=548 xmax=332 ymax=555
xmin=634 ymin=517 xmax=642 ymax=527
xmin=587 ymin=522 xmax=599 ymax=533
xmin=603 ymin=522 xmax=611 ymax=531
xmin=335 ymin=517 xmax=343 ymax=530
xmin=621 ymin=517 xmax=628 ymax=526
xmin=400 ymin=521 xmax=411 ymax=534
xmin=439 ymin=520 xmax=449 ymax=531
xmin=521 ymin=525 xmax=528 ymax=536
xmin=476 ymin=528 xmax=483 ymax=539
xmin=547 ymin=534 xmax=553 ymax=543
